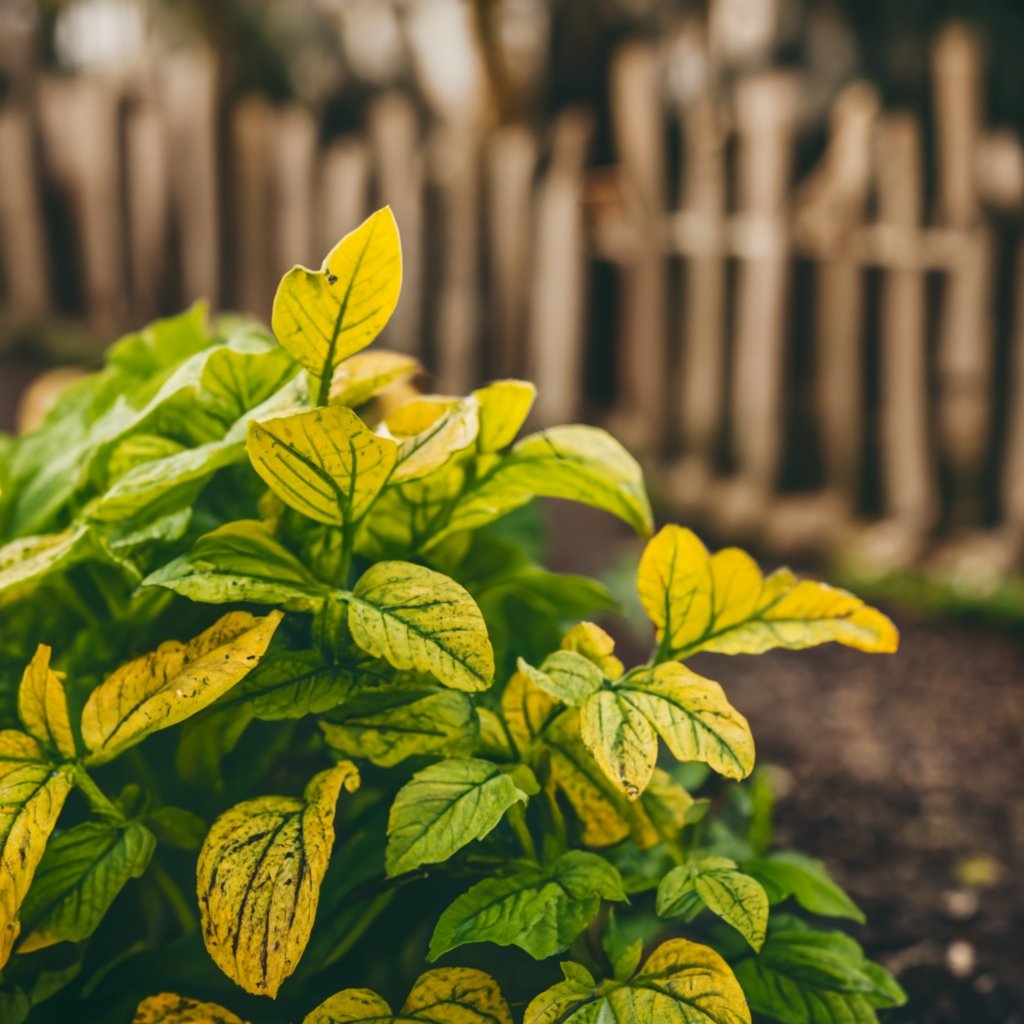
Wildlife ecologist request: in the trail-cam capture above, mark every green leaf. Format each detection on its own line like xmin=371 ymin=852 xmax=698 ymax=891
xmin=524 ymin=937 xmax=751 ymax=1024
xmin=428 ymin=850 xmax=625 ymax=961
xmin=247 ymin=406 xmax=397 ymax=527
xmin=519 ymin=651 xmax=605 ymax=706
xmin=329 ymin=350 xmax=421 ymax=407
xmin=320 ymin=687 xmax=477 ymax=767
xmin=197 ymin=762 xmax=360 ymax=997
xmin=272 ymin=206 xmax=402 ymax=390
xmin=0 ymin=731 xmax=75 ymax=968
xmin=656 ymin=858 xmax=768 ymax=950
xmin=742 ymin=852 xmax=865 ymax=923
xmin=431 ymin=425 xmax=653 ymax=546
xmin=18 ymin=821 xmax=155 ymax=952
xmin=145 ymin=806 xmax=207 ymax=850
xmin=385 ymin=758 xmax=532 ymax=876
xmin=348 ymin=561 xmax=494 ymax=692
xmin=386 ymin=396 xmax=480 ymax=483
xmin=638 ymin=526 xmax=898 ymax=660
xmin=233 ymin=648 xmax=360 ymax=721
xmin=81 ymin=610 xmax=283 ymax=764
xmin=0 ymin=528 xmax=105 ymax=600
xmin=304 ymin=967 xmax=512 ymax=1024
xmin=143 ymin=520 xmax=331 ymax=611
xmin=732 ymin=917 xmax=905 ymax=1024
xmin=175 ymin=704 xmax=254 ymax=791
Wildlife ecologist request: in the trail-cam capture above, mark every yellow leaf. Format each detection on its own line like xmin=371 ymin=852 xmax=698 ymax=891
xmin=304 ymin=967 xmax=512 ymax=1024
xmin=272 ymin=207 xmax=402 ymax=393
xmin=501 ymin=666 xmax=557 ymax=754
xmin=133 ymin=993 xmax=248 ymax=1024
xmin=330 ymin=350 xmax=420 ymax=407
xmin=525 ymin=937 xmax=750 ymax=1024
xmin=471 ymin=380 xmax=536 ymax=451
xmin=580 ymin=690 xmax=657 ymax=799
xmin=0 ymin=730 xmax=74 ymax=968
xmin=386 ymin=396 xmax=479 ymax=483
xmin=638 ymin=525 xmax=898 ymax=659
xmin=198 ymin=762 xmax=360 ymax=998
xmin=19 ymin=645 xmax=76 ymax=759
xmin=247 ymin=407 xmax=397 ymax=527
xmin=81 ymin=611 xmax=283 ymax=764
xmin=560 ymin=622 xmax=624 ymax=680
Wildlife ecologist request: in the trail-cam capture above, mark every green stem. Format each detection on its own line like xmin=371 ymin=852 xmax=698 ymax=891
xmin=72 ymin=765 xmax=124 ymax=823
xmin=317 ymin=892 xmax=393 ymax=970
xmin=507 ymin=803 xmax=537 ymax=862
xmin=150 ymin=861 xmax=198 ymax=934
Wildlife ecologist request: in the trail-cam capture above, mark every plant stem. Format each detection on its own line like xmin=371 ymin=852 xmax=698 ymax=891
xmin=72 ymin=765 xmax=124 ymax=823
xmin=507 ymin=803 xmax=537 ymax=862
xmin=150 ymin=861 xmax=198 ymax=934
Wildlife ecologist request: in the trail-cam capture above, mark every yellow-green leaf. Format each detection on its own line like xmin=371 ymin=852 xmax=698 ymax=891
xmin=304 ymin=967 xmax=512 ymax=1024
xmin=0 ymin=730 xmax=74 ymax=968
xmin=520 ymin=651 xmax=605 ymax=706
xmin=638 ymin=525 xmax=898 ymax=659
xmin=471 ymin=380 xmax=536 ymax=451
xmin=348 ymin=561 xmax=494 ymax=692
xmin=525 ymin=938 xmax=750 ymax=1024
xmin=18 ymin=645 xmax=76 ymax=759
xmin=580 ymin=690 xmax=658 ymax=799
xmin=386 ymin=396 xmax=479 ymax=483
xmin=561 ymin=621 xmax=624 ymax=678
xmin=133 ymin=993 xmax=247 ymax=1024
xmin=197 ymin=761 xmax=360 ymax=997
xmin=272 ymin=207 xmax=402 ymax=388
xmin=81 ymin=611 xmax=283 ymax=764
xmin=657 ymin=857 xmax=769 ymax=951
xmin=501 ymin=666 xmax=558 ymax=754
xmin=247 ymin=407 xmax=397 ymax=527
xmin=616 ymin=663 xmax=754 ymax=782
xmin=330 ymin=350 xmax=420 ymax=407
xmin=385 ymin=758 xmax=531 ymax=876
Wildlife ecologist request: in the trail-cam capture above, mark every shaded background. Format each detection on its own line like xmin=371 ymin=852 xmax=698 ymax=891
xmin=1 ymin=2 xmax=1024 ymax=1021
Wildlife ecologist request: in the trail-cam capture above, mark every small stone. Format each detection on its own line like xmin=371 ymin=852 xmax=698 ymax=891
xmin=946 ymin=940 xmax=975 ymax=978
xmin=941 ymin=888 xmax=979 ymax=920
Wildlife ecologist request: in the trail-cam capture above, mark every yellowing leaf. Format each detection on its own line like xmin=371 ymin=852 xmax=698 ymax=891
xmin=385 ymin=758 xmax=532 ymax=876
xmin=501 ymin=667 xmax=557 ymax=754
xmin=0 ymin=526 xmax=102 ymax=599
xmin=348 ymin=562 xmax=494 ymax=692
xmin=81 ymin=611 xmax=283 ymax=764
xmin=386 ymin=396 xmax=479 ymax=483
xmin=133 ymin=993 xmax=247 ymax=1024
xmin=18 ymin=645 xmax=76 ymax=759
xmin=638 ymin=526 xmax=898 ymax=660
xmin=580 ymin=690 xmax=658 ymax=799
xmin=247 ymin=407 xmax=397 ymax=527
xmin=657 ymin=857 xmax=769 ymax=951
xmin=330 ymin=350 xmax=420 ymax=407
xmin=272 ymin=207 xmax=402 ymax=391
xmin=525 ymin=937 xmax=751 ymax=1024
xmin=471 ymin=380 xmax=536 ymax=451
xmin=197 ymin=762 xmax=360 ymax=998
xmin=616 ymin=663 xmax=754 ymax=782
xmin=304 ymin=967 xmax=512 ymax=1024
xmin=0 ymin=730 xmax=74 ymax=968
xmin=561 ymin=622 xmax=624 ymax=678
xmin=520 ymin=652 xmax=605 ymax=706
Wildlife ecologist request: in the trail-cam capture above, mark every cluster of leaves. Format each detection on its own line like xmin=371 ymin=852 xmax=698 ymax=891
xmin=0 ymin=208 xmax=907 ymax=1023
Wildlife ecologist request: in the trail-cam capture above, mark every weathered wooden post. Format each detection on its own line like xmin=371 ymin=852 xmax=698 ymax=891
xmin=271 ymin=105 xmax=318 ymax=278
xmin=529 ymin=109 xmax=592 ymax=424
xmin=730 ymin=71 xmax=798 ymax=496
xmin=318 ymin=138 xmax=370 ymax=260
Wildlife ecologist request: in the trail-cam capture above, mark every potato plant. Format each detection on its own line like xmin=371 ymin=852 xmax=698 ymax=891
xmin=0 ymin=209 xmax=907 ymax=1023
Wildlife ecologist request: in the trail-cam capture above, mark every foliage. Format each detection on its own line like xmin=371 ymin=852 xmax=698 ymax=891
xmin=0 ymin=207 xmax=906 ymax=1023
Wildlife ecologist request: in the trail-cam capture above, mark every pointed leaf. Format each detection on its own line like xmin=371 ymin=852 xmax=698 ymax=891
xmin=524 ymin=937 xmax=751 ymax=1024
xmin=18 ymin=821 xmax=155 ymax=952
xmin=133 ymin=994 xmax=247 ymax=1024
xmin=638 ymin=526 xmax=898 ymax=660
xmin=247 ymin=406 xmax=397 ymax=527
xmin=580 ymin=690 xmax=658 ymax=799
xmin=385 ymin=758 xmax=531 ymax=876
xmin=197 ymin=762 xmax=360 ymax=997
xmin=520 ymin=651 xmax=605 ymax=706
xmin=471 ymin=380 xmax=536 ymax=451
xmin=501 ymin=666 xmax=558 ymax=754
xmin=18 ymin=645 xmax=76 ymax=759
xmin=272 ymin=207 xmax=402 ymax=386
xmin=0 ymin=731 xmax=74 ymax=968
xmin=81 ymin=611 xmax=283 ymax=764
xmin=348 ymin=561 xmax=494 ymax=692
xmin=561 ymin=622 xmax=624 ymax=678
xmin=330 ymin=350 xmax=420 ymax=407
xmin=0 ymin=527 xmax=104 ymax=599
xmin=304 ymin=968 xmax=512 ymax=1024
xmin=428 ymin=851 xmax=625 ymax=961
xmin=320 ymin=688 xmax=477 ymax=767
xmin=387 ymin=396 xmax=479 ymax=483
xmin=742 ymin=851 xmax=864 ymax=923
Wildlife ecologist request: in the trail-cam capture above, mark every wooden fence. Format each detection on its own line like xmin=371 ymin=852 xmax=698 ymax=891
xmin=2 ymin=23 xmax=1024 ymax=576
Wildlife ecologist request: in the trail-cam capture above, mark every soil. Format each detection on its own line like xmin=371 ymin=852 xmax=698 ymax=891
xmin=547 ymin=505 xmax=1024 ymax=1024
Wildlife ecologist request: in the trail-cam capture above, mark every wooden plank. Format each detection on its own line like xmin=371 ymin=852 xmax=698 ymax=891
xmin=486 ymin=123 xmax=537 ymax=378
xmin=1002 ymin=240 xmax=1024 ymax=537
xmin=730 ymin=70 xmax=798 ymax=495
xmin=317 ymin=137 xmax=370 ymax=259
xmin=529 ymin=109 xmax=592 ymax=424
xmin=0 ymin=107 xmax=50 ymax=329
xmin=875 ymin=113 xmax=936 ymax=530
xmin=271 ymin=105 xmax=318 ymax=278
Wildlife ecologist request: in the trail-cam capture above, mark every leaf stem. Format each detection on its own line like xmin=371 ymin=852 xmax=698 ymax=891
xmin=150 ymin=860 xmax=198 ymax=934
xmin=72 ymin=764 xmax=124 ymax=823
xmin=507 ymin=803 xmax=537 ymax=862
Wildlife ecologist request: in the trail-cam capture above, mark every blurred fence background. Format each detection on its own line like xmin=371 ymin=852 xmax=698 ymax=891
xmin=2 ymin=0 xmax=1024 ymax=582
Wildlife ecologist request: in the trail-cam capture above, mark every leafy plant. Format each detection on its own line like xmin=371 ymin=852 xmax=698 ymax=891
xmin=0 ymin=207 xmax=907 ymax=1023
